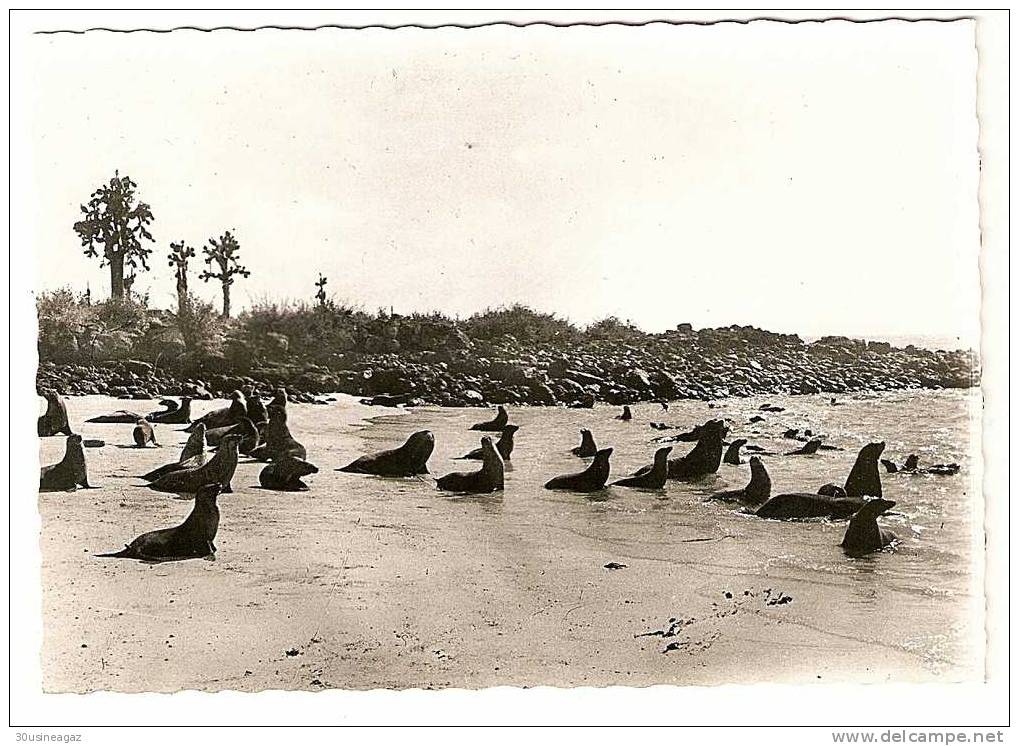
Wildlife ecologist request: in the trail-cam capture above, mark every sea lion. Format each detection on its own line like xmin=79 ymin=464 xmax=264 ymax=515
xmin=616 ymin=405 xmax=633 ymax=421
xmin=880 ymin=458 xmax=899 ymax=474
xmin=259 ymin=456 xmax=319 ymax=491
xmin=184 ymin=390 xmax=246 ymax=433
xmin=882 ymin=454 xmax=959 ymax=476
xmin=840 ymin=498 xmax=898 ymax=557
xmin=571 ymin=428 xmax=598 ymax=457
xmin=148 ymin=434 xmax=240 ymax=494
xmin=207 ymin=416 xmax=260 ymax=454
xmin=247 ymin=408 xmax=305 ymax=461
xmin=613 ymin=446 xmax=672 ymax=489
xmin=470 ymin=405 xmax=509 ymax=432
xmin=245 ymin=388 xmax=269 ymax=427
xmin=39 ymin=434 xmax=92 ymax=491
xmin=723 ymin=439 xmax=747 ymax=466
xmin=817 ymin=483 xmax=847 ymax=498
xmin=132 ymin=419 xmax=159 ymax=447
xmin=710 ymin=456 xmax=772 ymax=506
xmin=38 ymin=390 xmax=72 ymax=436
xmin=666 ymin=419 xmax=729 ymax=479
xmin=146 ymin=397 xmax=192 ymax=424
xmin=786 ymin=438 xmax=823 ymax=456
xmin=360 ymin=393 xmax=417 ymax=407
xmin=457 ymin=424 xmax=518 ymax=461
xmin=545 ymin=447 xmax=612 ymax=492
xmin=96 ymin=484 xmax=221 ymax=562
xmin=267 ymin=388 xmax=287 ymax=414
xmin=141 ymin=424 xmax=207 ymax=482
xmin=338 ymin=430 xmax=434 ymax=477
xmin=86 ymin=408 xmax=144 ymax=424
xmin=844 ymin=442 xmax=885 ymax=497
xmin=436 ymin=436 xmax=504 ymax=494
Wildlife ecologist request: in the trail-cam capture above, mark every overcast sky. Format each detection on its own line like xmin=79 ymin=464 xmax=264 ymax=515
xmin=24 ymin=21 xmax=980 ymax=346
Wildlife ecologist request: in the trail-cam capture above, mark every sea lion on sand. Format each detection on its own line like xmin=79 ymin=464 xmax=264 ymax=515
xmin=248 ymin=408 xmax=305 ymax=461
xmin=245 ymin=388 xmax=269 ymax=427
xmin=141 ymin=424 xmax=207 ymax=482
xmin=457 ymin=425 xmax=518 ymax=461
xmin=360 ymin=393 xmax=417 ymax=407
xmin=86 ymin=408 xmax=144 ymax=424
xmin=207 ymin=417 xmax=260 ymax=454
xmin=723 ymin=439 xmax=747 ymax=466
xmin=571 ymin=429 xmax=598 ymax=457
xmin=259 ymin=456 xmax=319 ymax=491
xmin=616 ymin=405 xmax=633 ymax=421
xmin=844 ymin=442 xmax=885 ymax=497
xmin=613 ymin=446 xmax=672 ymax=489
xmin=40 ymin=434 xmax=92 ymax=491
xmin=38 ymin=390 xmax=72 ymax=436
xmin=146 ymin=398 xmax=192 ymax=424
xmin=437 ymin=436 xmax=504 ymax=494
xmin=96 ymin=484 xmax=221 ymax=562
xmin=184 ymin=390 xmax=246 ymax=432
xmin=470 ymin=405 xmax=509 ymax=432
xmin=710 ymin=456 xmax=771 ymax=506
xmin=840 ymin=498 xmax=898 ymax=557
xmin=665 ymin=419 xmax=729 ymax=479
xmin=545 ymin=448 xmax=612 ymax=492
xmin=132 ymin=419 xmax=158 ymax=447
xmin=148 ymin=434 xmax=240 ymax=494
xmin=338 ymin=430 xmax=434 ymax=477
xmin=786 ymin=438 xmax=823 ymax=456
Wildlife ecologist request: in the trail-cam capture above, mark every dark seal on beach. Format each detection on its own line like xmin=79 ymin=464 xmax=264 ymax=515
xmin=616 ymin=405 xmax=633 ymax=421
xmin=38 ymin=390 xmax=73 ymax=437
xmin=148 ymin=434 xmax=241 ymax=494
xmin=470 ymin=405 xmax=509 ymax=432
xmin=666 ymin=419 xmax=729 ymax=479
xmin=248 ymin=408 xmax=305 ymax=461
xmin=132 ymin=419 xmax=158 ymax=447
xmin=571 ymin=428 xmax=598 ymax=457
xmin=259 ymin=456 xmax=319 ymax=491
xmin=185 ymin=390 xmax=246 ymax=433
xmin=613 ymin=446 xmax=672 ymax=489
xmin=141 ymin=424 xmax=207 ymax=482
xmin=841 ymin=498 xmax=898 ymax=557
xmin=545 ymin=447 xmax=612 ymax=493
xmin=457 ymin=424 xmax=518 ymax=461
xmin=338 ymin=430 xmax=434 ymax=477
xmin=40 ymin=434 xmax=92 ymax=491
xmin=146 ymin=397 xmax=192 ymax=424
xmin=723 ymin=438 xmax=747 ymax=466
xmin=207 ymin=416 xmax=260 ymax=455
xmin=96 ymin=484 xmax=221 ymax=562
xmin=437 ymin=436 xmax=505 ymax=494
xmin=86 ymin=408 xmax=144 ymax=424
xmin=710 ymin=456 xmax=772 ymax=507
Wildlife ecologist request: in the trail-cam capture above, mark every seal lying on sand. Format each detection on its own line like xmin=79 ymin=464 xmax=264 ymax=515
xmin=786 ymin=438 xmax=823 ymax=456
xmin=96 ymin=484 xmax=221 ymax=562
xmin=40 ymin=434 xmax=92 ymax=491
xmin=710 ymin=456 xmax=772 ymax=507
xmin=38 ymin=390 xmax=73 ymax=437
xmin=146 ymin=398 xmax=192 ymax=424
xmin=248 ymin=408 xmax=305 ymax=461
xmin=148 ymin=434 xmax=240 ymax=494
xmin=259 ymin=456 xmax=319 ymax=491
xmin=723 ymin=439 xmax=747 ymax=465
xmin=841 ymin=498 xmax=898 ymax=557
xmin=207 ymin=417 xmax=260 ymax=455
xmin=470 ymin=405 xmax=509 ymax=432
xmin=338 ymin=431 xmax=434 ymax=477
xmin=141 ymin=424 xmax=207 ymax=482
xmin=457 ymin=425 xmax=518 ymax=461
xmin=664 ymin=419 xmax=729 ymax=479
xmin=184 ymin=390 xmax=246 ymax=433
xmin=437 ymin=437 xmax=504 ymax=494
xmin=360 ymin=393 xmax=417 ymax=407
xmin=86 ymin=408 xmax=144 ymax=424
xmin=571 ymin=428 xmax=598 ymax=457
xmin=613 ymin=446 xmax=672 ymax=489
xmin=132 ymin=419 xmax=159 ymax=447
xmin=616 ymin=405 xmax=633 ymax=421
xmin=545 ymin=448 xmax=612 ymax=492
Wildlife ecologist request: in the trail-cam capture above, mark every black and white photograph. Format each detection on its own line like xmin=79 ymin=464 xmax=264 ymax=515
xmin=7 ymin=8 xmax=1010 ymax=738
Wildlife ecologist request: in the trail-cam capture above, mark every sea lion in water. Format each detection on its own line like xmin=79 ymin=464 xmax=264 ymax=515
xmin=545 ymin=448 xmax=612 ymax=493
xmin=141 ymin=424 xmax=207 ymax=482
xmin=882 ymin=454 xmax=959 ymax=476
xmin=148 ymin=434 xmax=240 ymax=494
xmin=96 ymin=484 xmax=221 ymax=562
xmin=38 ymin=390 xmax=72 ymax=436
xmin=457 ymin=425 xmax=518 ymax=461
xmin=259 ymin=456 xmax=319 ymax=491
xmin=184 ymin=390 xmax=246 ymax=432
xmin=723 ymin=439 xmax=747 ymax=466
xmin=437 ymin=436 xmax=505 ymax=494
xmin=616 ymin=406 xmax=633 ymax=421
xmin=132 ymin=419 xmax=159 ymax=447
xmin=470 ymin=405 xmax=509 ymax=432
xmin=39 ymin=434 xmax=92 ymax=491
xmin=248 ymin=408 xmax=305 ymax=461
xmin=146 ymin=397 xmax=192 ymax=424
xmin=844 ymin=442 xmax=885 ymax=497
xmin=338 ymin=430 xmax=434 ymax=477
xmin=666 ymin=419 xmax=729 ymax=479
xmin=786 ymin=438 xmax=823 ymax=456
xmin=613 ymin=446 xmax=672 ymax=489
xmin=710 ymin=456 xmax=772 ymax=507
xmin=840 ymin=498 xmax=898 ymax=557
xmin=207 ymin=416 xmax=260 ymax=454
xmin=571 ymin=429 xmax=598 ymax=457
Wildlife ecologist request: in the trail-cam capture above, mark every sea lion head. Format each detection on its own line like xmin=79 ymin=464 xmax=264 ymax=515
xmin=158 ymin=398 xmax=176 ymax=408
xmin=403 ymin=430 xmax=435 ymax=458
xmin=594 ymin=447 xmax=613 ymax=462
xmin=480 ymin=436 xmax=499 ymax=459
xmin=860 ymin=442 xmax=886 ymax=461
xmin=501 ymin=424 xmax=520 ymax=436
xmin=904 ymin=454 xmax=919 ymax=470
xmin=194 ymin=483 xmax=222 ymax=506
xmin=219 ymin=433 xmax=243 ymax=453
xmin=817 ymin=483 xmax=848 ymax=498
xmin=654 ymin=445 xmax=673 ymax=462
xmin=279 ymin=456 xmax=319 ymax=479
xmin=497 ymin=405 xmax=507 ymax=416
xmin=230 ymin=390 xmax=244 ymax=401
xmin=730 ymin=438 xmax=748 ymax=449
xmin=859 ymin=497 xmax=896 ymax=517
xmin=65 ymin=433 xmax=85 ymax=464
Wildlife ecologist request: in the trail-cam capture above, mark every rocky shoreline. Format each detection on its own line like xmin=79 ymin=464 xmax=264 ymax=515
xmin=36 ymin=325 xmax=979 ymax=407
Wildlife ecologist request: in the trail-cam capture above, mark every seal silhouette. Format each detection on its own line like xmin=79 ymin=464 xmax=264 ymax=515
xmin=545 ymin=447 xmax=612 ymax=492
xmin=723 ymin=439 xmax=747 ymax=466
xmin=613 ymin=446 xmax=672 ymax=489
xmin=616 ymin=405 xmax=633 ymax=421
xmin=184 ymin=390 xmax=246 ymax=433
xmin=840 ymin=498 xmax=898 ymax=557
xmin=844 ymin=442 xmax=885 ymax=497
xmin=457 ymin=425 xmax=518 ymax=461
xmin=339 ymin=430 xmax=434 ymax=477
xmin=86 ymin=408 xmax=144 ymax=424
xmin=571 ymin=429 xmax=598 ymax=457
xmin=141 ymin=424 xmax=207 ymax=482
xmin=207 ymin=416 xmax=260 ymax=455
xmin=248 ymin=407 xmax=305 ymax=461
xmin=146 ymin=397 xmax=192 ymax=424
xmin=437 ymin=436 xmax=505 ymax=494
xmin=244 ymin=388 xmax=269 ymax=427
xmin=132 ymin=419 xmax=159 ymax=447
xmin=666 ymin=419 xmax=728 ymax=479
xmin=148 ymin=434 xmax=240 ymax=494
xmin=882 ymin=454 xmax=959 ymax=476
xmin=259 ymin=456 xmax=319 ymax=491
xmin=786 ymin=438 xmax=823 ymax=456
xmin=38 ymin=390 xmax=72 ymax=437
xmin=470 ymin=405 xmax=509 ymax=432
xmin=96 ymin=484 xmax=221 ymax=562
xmin=710 ymin=456 xmax=772 ymax=507
xmin=40 ymin=434 xmax=92 ymax=491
